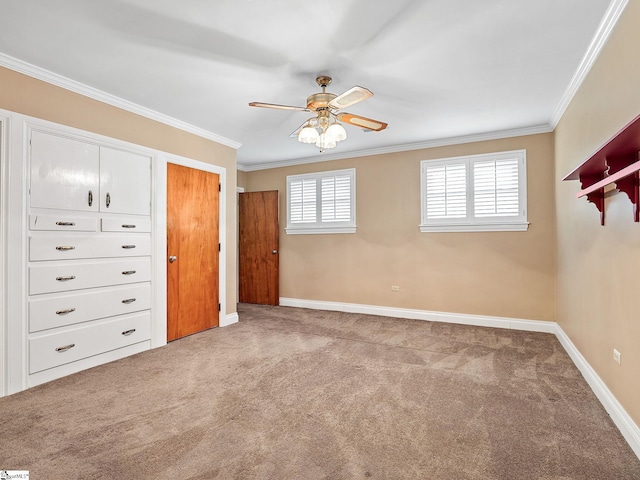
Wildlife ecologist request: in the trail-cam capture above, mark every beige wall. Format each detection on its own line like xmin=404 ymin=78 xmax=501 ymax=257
xmin=246 ymin=133 xmax=556 ymax=321
xmin=237 ymin=170 xmax=248 ymax=190
xmin=0 ymin=66 xmax=239 ymax=312
xmin=555 ymin=1 xmax=640 ymax=425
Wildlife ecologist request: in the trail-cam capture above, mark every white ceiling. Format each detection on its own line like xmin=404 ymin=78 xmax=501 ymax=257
xmin=0 ymin=0 xmax=615 ymax=168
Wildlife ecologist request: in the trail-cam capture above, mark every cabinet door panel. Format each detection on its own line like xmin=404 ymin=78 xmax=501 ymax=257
xmin=100 ymin=147 xmax=151 ymax=215
xmin=30 ymin=131 xmax=100 ymax=212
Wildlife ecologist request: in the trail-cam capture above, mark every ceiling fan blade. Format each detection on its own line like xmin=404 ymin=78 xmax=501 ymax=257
xmin=328 ymin=86 xmax=373 ymax=110
xmin=336 ymin=113 xmax=388 ymax=131
xmin=249 ymin=102 xmax=309 ymax=112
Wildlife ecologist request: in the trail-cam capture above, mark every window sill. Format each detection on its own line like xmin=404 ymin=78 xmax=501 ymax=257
xmin=286 ymin=226 xmax=357 ymax=235
xmin=420 ymin=222 xmax=529 ymax=233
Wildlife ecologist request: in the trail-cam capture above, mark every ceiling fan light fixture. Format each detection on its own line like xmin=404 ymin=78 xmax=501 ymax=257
xmin=298 ymin=124 xmax=320 ymax=144
xmin=325 ymin=123 xmax=347 ymax=142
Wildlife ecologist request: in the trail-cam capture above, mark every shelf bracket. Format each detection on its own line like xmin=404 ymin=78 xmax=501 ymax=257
xmin=579 ymin=173 xmax=606 ymax=225
xmin=608 ymin=154 xmax=640 ymax=222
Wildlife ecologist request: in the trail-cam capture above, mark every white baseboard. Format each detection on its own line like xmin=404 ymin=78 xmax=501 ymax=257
xmin=554 ymin=324 xmax=640 ymax=459
xmin=279 ymin=297 xmax=557 ymax=333
xmin=278 ymin=297 xmax=640 ymax=460
xmin=221 ymin=312 xmax=239 ymax=327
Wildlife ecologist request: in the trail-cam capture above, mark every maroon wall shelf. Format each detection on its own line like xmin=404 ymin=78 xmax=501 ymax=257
xmin=563 ymin=113 xmax=640 ymax=225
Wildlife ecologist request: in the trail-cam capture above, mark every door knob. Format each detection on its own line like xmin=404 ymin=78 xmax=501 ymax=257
xmin=169 ymin=255 xmax=177 ymax=263
xmin=272 ymin=250 xmax=278 ymax=254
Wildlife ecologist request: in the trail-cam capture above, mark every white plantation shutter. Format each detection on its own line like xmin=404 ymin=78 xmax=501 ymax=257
xmin=424 ymin=163 xmax=467 ymax=219
xmin=321 ymin=174 xmax=352 ymax=222
xmin=473 ymin=157 xmax=520 ymax=217
xmin=287 ymin=169 xmax=356 ymax=234
xmin=289 ymin=178 xmax=317 ymax=223
xmin=421 ymin=150 xmax=527 ymax=232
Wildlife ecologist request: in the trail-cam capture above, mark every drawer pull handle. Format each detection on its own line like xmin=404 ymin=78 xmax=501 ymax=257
xmin=121 ymin=245 xmax=136 ymax=249
xmin=56 ymin=246 xmax=76 ymax=251
xmin=55 ymin=221 xmax=76 ymax=226
xmin=121 ymin=224 xmax=136 ymax=229
xmin=56 ymin=343 xmax=75 ymax=353
xmin=55 ymin=308 xmax=76 ymax=315
xmin=88 ymin=190 xmax=93 ymax=207
xmin=122 ymin=270 xmax=136 ymax=275
xmin=106 ymin=192 xmax=111 ymax=208
xmin=122 ymin=298 xmax=136 ymax=304
xmin=122 ymin=329 xmax=136 ymax=336
xmin=56 ymin=275 xmax=76 ymax=282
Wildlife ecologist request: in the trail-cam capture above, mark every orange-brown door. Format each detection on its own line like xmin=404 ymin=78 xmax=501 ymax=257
xmin=167 ymin=163 xmax=219 ymax=341
xmin=239 ymin=191 xmax=279 ymax=305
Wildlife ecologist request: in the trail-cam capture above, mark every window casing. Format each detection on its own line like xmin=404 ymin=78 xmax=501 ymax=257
xmin=420 ymin=150 xmax=528 ymax=232
xmin=286 ymin=168 xmax=356 ymax=234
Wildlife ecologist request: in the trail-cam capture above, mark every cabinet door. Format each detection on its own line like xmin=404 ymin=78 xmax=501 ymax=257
xmin=30 ymin=131 xmax=100 ymax=211
xmin=100 ymin=147 xmax=151 ymax=215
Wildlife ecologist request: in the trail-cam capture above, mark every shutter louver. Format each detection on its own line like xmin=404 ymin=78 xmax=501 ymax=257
xmin=425 ymin=163 xmax=467 ymax=219
xmin=474 ymin=158 xmax=519 ymax=217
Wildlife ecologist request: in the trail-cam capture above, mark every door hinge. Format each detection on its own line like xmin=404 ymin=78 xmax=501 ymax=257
xmin=218 ymin=303 xmax=221 ymax=312
xmin=218 ymin=243 xmax=221 ymax=252
xmin=218 ymin=183 xmax=221 ymax=192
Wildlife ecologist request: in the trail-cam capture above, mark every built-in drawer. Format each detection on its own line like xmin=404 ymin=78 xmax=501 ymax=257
xmin=29 ymin=257 xmax=151 ymax=295
xmin=29 ymin=282 xmax=151 ymax=333
xmin=29 ymin=311 xmax=151 ymax=374
xmin=101 ymin=217 xmax=151 ymax=233
xmin=29 ymin=234 xmax=151 ymax=261
xmin=30 ymin=214 xmax=98 ymax=232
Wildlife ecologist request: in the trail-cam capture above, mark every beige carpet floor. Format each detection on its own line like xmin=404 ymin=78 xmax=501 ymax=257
xmin=1 ymin=303 xmax=639 ymax=479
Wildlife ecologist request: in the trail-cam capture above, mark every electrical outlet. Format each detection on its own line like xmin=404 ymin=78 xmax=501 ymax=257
xmin=391 ymin=285 xmax=400 ymax=292
xmin=613 ymin=348 xmax=621 ymax=365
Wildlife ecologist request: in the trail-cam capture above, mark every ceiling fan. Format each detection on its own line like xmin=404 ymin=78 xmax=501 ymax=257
xmin=249 ymin=76 xmax=388 ymax=151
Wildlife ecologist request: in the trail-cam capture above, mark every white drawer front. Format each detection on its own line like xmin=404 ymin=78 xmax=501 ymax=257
xmin=29 ymin=257 xmax=151 ymax=295
xmin=101 ymin=217 xmax=151 ymax=233
xmin=29 ymin=234 xmax=151 ymax=261
xmin=29 ymin=311 xmax=151 ymax=374
xmin=30 ymin=214 xmax=98 ymax=232
xmin=29 ymin=283 xmax=151 ymax=332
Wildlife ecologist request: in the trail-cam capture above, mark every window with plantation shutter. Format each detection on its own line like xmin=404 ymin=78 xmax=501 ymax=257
xmin=286 ymin=168 xmax=356 ymax=234
xmin=420 ymin=150 xmax=528 ymax=232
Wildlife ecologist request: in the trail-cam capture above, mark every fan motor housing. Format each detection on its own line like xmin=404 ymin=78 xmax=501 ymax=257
xmin=306 ymin=92 xmax=337 ymax=111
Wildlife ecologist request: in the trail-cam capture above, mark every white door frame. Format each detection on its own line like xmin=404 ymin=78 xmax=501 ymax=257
xmin=0 ymin=114 xmax=8 ymax=397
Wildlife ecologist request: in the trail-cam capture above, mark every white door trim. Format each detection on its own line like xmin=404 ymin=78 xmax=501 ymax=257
xmin=0 ymin=114 xmax=9 ymax=397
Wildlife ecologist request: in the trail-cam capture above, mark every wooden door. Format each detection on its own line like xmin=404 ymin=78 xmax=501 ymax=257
xmin=167 ymin=163 xmax=219 ymax=341
xmin=239 ymin=191 xmax=279 ymax=305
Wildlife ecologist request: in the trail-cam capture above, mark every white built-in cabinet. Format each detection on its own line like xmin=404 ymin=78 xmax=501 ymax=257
xmin=30 ymin=130 xmax=151 ymax=215
xmin=27 ymin=129 xmax=153 ymax=386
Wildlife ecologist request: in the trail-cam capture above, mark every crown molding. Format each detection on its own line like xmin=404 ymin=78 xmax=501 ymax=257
xmin=238 ymin=124 xmax=553 ymax=172
xmin=0 ymin=52 xmax=242 ymax=150
xmin=550 ymin=0 xmax=629 ymax=128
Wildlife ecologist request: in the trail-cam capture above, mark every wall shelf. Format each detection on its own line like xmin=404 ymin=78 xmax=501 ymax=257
xmin=563 ymin=113 xmax=640 ymax=225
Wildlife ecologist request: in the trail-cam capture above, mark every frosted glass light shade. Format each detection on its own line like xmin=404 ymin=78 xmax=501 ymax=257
xmin=298 ymin=126 xmax=320 ymax=144
xmin=316 ymin=133 xmax=337 ymax=149
xmin=325 ymin=123 xmax=347 ymax=142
